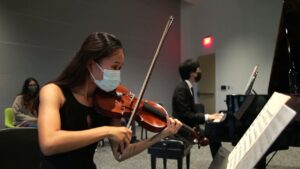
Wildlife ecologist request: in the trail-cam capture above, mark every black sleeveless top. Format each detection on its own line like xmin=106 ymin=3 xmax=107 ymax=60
xmin=40 ymin=86 xmax=111 ymax=169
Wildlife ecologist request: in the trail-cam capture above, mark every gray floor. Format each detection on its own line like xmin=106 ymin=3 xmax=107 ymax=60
xmin=94 ymin=126 xmax=300 ymax=169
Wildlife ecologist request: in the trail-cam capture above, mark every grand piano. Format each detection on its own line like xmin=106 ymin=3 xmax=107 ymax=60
xmin=205 ymin=0 xmax=300 ymax=168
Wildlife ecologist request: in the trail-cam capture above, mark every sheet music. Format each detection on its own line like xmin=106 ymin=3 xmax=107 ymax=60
xmin=226 ymin=92 xmax=296 ymax=169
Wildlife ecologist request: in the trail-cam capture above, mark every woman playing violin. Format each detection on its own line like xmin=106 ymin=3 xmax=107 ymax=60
xmin=38 ymin=32 xmax=182 ymax=169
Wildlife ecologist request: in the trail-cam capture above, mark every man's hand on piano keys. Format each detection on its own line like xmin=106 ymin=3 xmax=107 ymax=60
xmin=207 ymin=112 xmax=226 ymax=123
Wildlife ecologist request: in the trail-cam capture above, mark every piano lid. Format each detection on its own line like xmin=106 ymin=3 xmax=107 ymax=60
xmin=268 ymin=0 xmax=300 ymax=95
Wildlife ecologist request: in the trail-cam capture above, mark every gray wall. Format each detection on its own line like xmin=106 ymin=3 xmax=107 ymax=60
xmin=0 ymin=0 xmax=181 ymax=128
xmin=181 ymin=0 xmax=283 ymax=111
xmin=1 ymin=0 xmax=285 ymax=127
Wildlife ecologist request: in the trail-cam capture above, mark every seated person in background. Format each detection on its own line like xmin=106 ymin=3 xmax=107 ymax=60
xmin=172 ymin=59 xmax=223 ymax=145
xmin=12 ymin=77 xmax=40 ymax=127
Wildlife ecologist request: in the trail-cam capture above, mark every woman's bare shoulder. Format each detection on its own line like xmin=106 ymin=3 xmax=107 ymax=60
xmin=40 ymin=83 xmax=61 ymax=92
xmin=40 ymin=83 xmax=64 ymax=100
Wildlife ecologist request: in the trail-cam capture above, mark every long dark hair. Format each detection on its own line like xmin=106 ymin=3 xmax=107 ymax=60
xmin=20 ymin=77 xmax=40 ymax=112
xmin=53 ymin=32 xmax=123 ymax=89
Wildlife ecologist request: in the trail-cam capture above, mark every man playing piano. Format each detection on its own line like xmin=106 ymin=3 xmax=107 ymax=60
xmin=172 ymin=59 xmax=224 ymax=155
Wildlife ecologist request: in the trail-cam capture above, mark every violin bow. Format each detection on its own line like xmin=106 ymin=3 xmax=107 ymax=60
xmin=126 ymin=16 xmax=174 ymax=129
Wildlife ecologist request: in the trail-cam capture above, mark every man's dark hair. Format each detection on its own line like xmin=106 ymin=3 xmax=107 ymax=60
xmin=179 ymin=59 xmax=200 ymax=80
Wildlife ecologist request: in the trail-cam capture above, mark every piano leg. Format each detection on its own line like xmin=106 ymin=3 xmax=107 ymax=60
xmin=205 ymin=114 xmax=238 ymax=158
xmin=209 ymin=140 xmax=222 ymax=158
xmin=205 ymin=122 xmax=227 ymax=158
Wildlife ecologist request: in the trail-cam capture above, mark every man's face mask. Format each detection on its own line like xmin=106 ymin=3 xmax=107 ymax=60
xmin=90 ymin=63 xmax=121 ymax=92
xmin=195 ymin=72 xmax=202 ymax=82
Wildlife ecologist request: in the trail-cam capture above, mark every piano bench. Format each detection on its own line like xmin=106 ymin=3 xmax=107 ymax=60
xmin=148 ymin=138 xmax=192 ymax=169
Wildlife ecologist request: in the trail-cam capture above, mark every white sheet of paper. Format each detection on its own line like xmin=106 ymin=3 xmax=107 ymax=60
xmin=226 ymin=92 xmax=296 ymax=169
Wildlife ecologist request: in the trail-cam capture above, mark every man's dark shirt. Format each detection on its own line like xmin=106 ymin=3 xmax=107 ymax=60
xmin=172 ymin=81 xmax=205 ymax=127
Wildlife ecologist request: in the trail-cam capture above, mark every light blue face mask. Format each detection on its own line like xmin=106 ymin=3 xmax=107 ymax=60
xmin=90 ymin=63 xmax=121 ymax=92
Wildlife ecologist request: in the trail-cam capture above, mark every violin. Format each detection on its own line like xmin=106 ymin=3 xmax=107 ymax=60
xmin=94 ymin=16 xmax=208 ymax=147
xmin=94 ymin=84 xmax=209 ymax=146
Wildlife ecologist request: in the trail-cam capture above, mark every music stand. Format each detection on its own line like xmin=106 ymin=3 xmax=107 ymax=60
xmin=243 ymin=65 xmax=259 ymax=95
xmin=209 ymin=92 xmax=296 ymax=169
